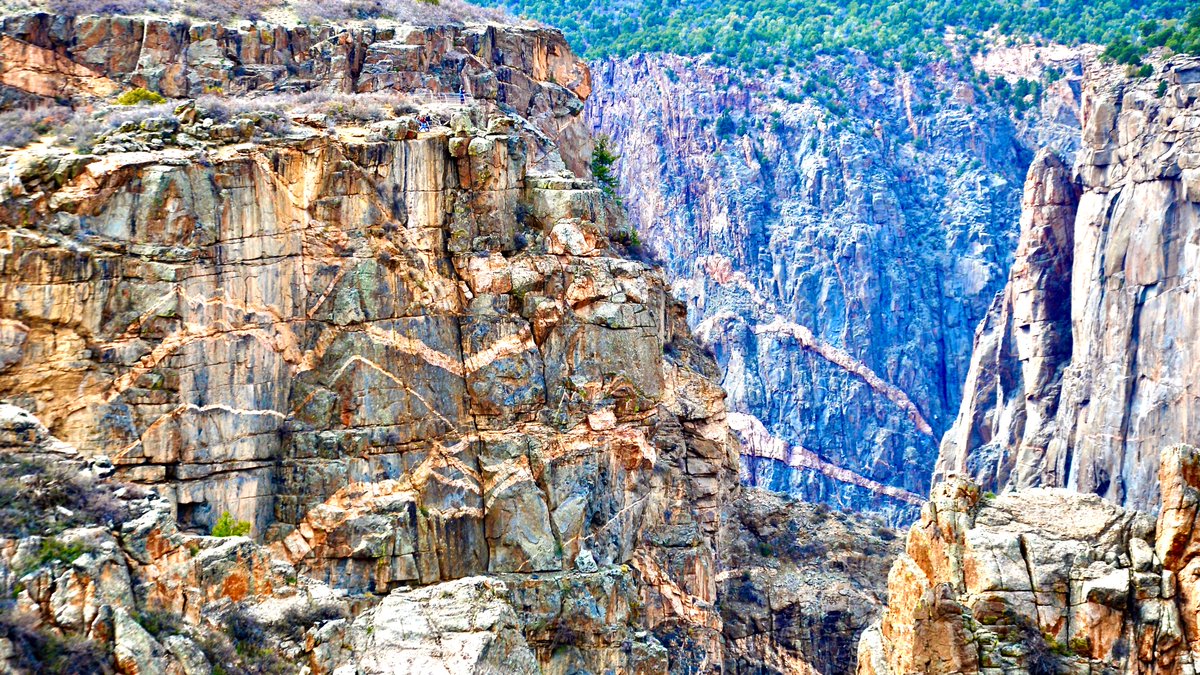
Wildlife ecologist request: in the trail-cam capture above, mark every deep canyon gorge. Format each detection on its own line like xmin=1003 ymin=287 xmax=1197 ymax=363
xmin=0 ymin=1 xmax=1196 ymax=673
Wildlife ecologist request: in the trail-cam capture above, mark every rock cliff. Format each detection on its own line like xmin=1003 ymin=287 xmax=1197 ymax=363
xmin=0 ymin=12 xmax=593 ymax=173
xmin=0 ymin=11 xmax=785 ymax=674
xmin=586 ymin=51 xmax=1086 ymax=523
xmin=719 ymin=489 xmax=901 ymax=675
xmin=858 ymin=445 xmax=1200 ymax=675
xmin=938 ymin=56 xmax=1200 ymax=512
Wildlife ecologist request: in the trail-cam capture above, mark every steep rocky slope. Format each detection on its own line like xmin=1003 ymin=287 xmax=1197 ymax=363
xmin=939 ymin=55 xmax=1200 ymax=512
xmin=586 ymin=50 xmax=1085 ymax=523
xmin=858 ymin=445 xmax=1200 ymax=675
xmin=860 ymin=58 xmax=1200 ymax=675
xmin=720 ymin=489 xmax=901 ymax=675
xmin=0 ymin=10 xmax=902 ymax=675
xmin=0 ymin=12 xmax=593 ymax=171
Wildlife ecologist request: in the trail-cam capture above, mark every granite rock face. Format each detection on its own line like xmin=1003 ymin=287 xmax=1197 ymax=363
xmin=719 ymin=488 xmax=901 ymax=675
xmin=858 ymin=445 xmax=1200 ymax=675
xmin=0 ymin=13 xmax=592 ymax=174
xmin=0 ymin=12 xmax=759 ymax=673
xmin=939 ymin=56 xmax=1200 ymax=511
xmin=586 ymin=51 xmax=1086 ymax=524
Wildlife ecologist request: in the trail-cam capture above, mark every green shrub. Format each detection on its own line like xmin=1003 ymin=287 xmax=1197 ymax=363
xmin=211 ymin=512 xmax=251 ymax=538
xmin=16 ymin=538 xmax=91 ymax=577
xmin=591 ymin=134 xmax=620 ymax=197
xmin=1128 ymin=63 xmax=1155 ymax=78
xmin=714 ymin=112 xmax=736 ymax=138
xmin=613 ymin=228 xmax=641 ymax=248
xmin=116 ymin=88 xmax=167 ymax=106
xmin=134 ymin=609 xmax=184 ymax=639
xmin=471 ymin=0 xmax=1195 ymax=71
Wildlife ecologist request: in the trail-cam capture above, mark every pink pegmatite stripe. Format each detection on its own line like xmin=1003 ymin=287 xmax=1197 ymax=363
xmin=728 ymin=412 xmax=926 ymax=506
xmin=752 ymin=317 xmax=933 ymax=436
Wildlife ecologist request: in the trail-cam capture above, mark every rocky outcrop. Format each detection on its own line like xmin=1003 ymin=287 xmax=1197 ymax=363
xmin=719 ymin=488 xmax=901 ymax=675
xmin=939 ymin=56 xmax=1200 ymax=511
xmin=0 ymin=13 xmax=592 ymax=173
xmin=0 ymin=11 xmax=750 ymax=674
xmin=587 ymin=51 xmax=1086 ymax=524
xmin=858 ymin=445 xmax=1200 ymax=675
xmin=0 ymin=404 xmax=308 ymax=674
xmin=935 ymin=148 xmax=1079 ymax=494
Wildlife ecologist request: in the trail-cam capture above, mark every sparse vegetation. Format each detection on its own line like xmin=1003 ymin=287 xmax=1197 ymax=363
xmin=292 ymin=0 xmax=511 ymax=24
xmin=279 ymin=601 xmax=346 ymax=642
xmin=872 ymin=524 xmax=898 ymax=541
xmin=0 ymin=456 xmax=129 ymax=538
xmin=41 ymin=0 xmax=512 ymax=22
xmin=115 ymin=88 xmax=167 ymax=106
xmin=16 ymin=537 xmax=92 ymax=577
xmin=46 ymin=0 xmax=171 ymax=16
xmin=195 ymin=96 xmax=293 ymax=136
xmin=45 ymin=0 xmax=295 ymax=22
xmin=134 ymin=609 xmax=185 ymax=639
xmin=1010 ymin=614 xmax=1065 ymax=675
xmin=0 ymin=106 xmax=74 ymax=148
xmin=211 ymin=511 xmax=252 ymax=538
xmin=0 ymin=609 xmax=113 ymax=675
xmin=613 ymin=228 xmax=640 ymax=247
xmin=196 ymin=609 xmax=288 ymax=675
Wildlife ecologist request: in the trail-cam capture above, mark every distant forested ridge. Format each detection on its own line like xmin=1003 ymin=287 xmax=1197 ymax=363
xmin=477 ymin=0 xmax=1199 ymax=69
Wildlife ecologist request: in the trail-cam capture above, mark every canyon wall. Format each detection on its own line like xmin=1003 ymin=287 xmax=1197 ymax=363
xmin=862 ymin=58 xmax=1200 ymax=675
xmin=587 ymin=51 xmax=1085 ymax=523
xmin=720 ymin=489 xmax=901 ymax=675
xmin=0 ymin=13 xmax=752 ymax=673
xmin=859 ymin=445 xmax=1200 ymax=675
xmin=938 ymin=55 xmax=1200 ymax=512
xmin=0 ymin=12 xmax=593 ymax=173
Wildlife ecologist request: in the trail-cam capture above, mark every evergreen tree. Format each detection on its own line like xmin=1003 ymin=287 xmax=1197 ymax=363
xmin=592 ymin=134 xmax=620 ymax=197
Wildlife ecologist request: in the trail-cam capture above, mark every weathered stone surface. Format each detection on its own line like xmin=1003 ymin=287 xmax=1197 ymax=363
xmin=0 ymin=13 xmax=591 ymax=174
xmin=939 ymin=56 xmax=1200 ymax=511
xmin=858 ymin=455 xmax=1200 ymax=675
xmin=0 ymin=10 xmax=755 ymax=675
xmin=587 ymin=50 xmax=1086 ymax=524
xmin=719 ymin=489 xmax=901 ymax=675
xmin=936 ymin=148 xmax=1079 ymax=492
xmin=345 ymin=576 xmax=540 ymax=675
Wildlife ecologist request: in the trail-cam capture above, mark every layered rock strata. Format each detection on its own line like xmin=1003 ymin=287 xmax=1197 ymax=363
xmin=0 ymin=12 xmax=593 ymax=173
xmin=0 ymin=12 xmax=751 ymax=674
xmin=938 ymin=56 xmax=1200 ymax=511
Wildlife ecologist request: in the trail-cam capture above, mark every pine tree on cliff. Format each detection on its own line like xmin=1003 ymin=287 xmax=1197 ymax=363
xmin=591 ymin=134 xmax=620 ymax=197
